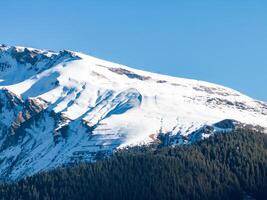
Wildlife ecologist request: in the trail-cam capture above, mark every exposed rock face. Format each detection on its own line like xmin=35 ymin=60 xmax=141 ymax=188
xmin=0 ymin=89 xmax=47 ymax=150
xmin=107 ymin=67 xmax=151 ymax=80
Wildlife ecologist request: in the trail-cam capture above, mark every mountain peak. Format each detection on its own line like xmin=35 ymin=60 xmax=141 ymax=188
xmin=0 ymin=45 xmax=266 ymax=181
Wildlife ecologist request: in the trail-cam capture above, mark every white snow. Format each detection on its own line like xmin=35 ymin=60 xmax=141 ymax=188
xmin=0 ymin=45 xmax=267 ymax=180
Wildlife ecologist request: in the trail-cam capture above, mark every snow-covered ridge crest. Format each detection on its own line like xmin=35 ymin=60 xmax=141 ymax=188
xmin=0 ymin=45 xmax=267 ymax=181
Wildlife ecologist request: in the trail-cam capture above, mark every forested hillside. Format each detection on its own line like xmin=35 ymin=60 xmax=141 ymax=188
xmin=0 ymin=128 xmax=266 ymax=200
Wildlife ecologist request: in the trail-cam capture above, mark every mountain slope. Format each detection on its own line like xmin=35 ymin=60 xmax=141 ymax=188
xmin=0 ymin=44 xmax=267 ymax=181
xmin=1 ymin=129 xmax=266 ymax=200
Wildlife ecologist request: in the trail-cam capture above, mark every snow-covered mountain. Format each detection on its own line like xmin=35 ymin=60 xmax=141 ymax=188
xmin=0 ymin=44 xmax=267 ymax=181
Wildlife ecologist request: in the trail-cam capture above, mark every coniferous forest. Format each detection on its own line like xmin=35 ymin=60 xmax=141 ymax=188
xmin=0 ymin=128 xmax=266 ymax=200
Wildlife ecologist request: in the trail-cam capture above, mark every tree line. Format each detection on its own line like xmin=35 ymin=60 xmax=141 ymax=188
xmin=0 ymin=128 xmax=266 ymax=200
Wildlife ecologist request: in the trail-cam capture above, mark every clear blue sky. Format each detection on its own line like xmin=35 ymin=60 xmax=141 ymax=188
xmin=1 ymin=0 xmax=267 ymax=101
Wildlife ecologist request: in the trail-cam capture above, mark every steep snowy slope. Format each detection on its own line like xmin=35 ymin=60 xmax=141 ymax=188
xmin=0 ymin=44 xmax=267 ymax=181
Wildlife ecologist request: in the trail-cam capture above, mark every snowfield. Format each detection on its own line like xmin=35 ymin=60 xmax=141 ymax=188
xmin=0 ymin=45 xmax=267 ymax=181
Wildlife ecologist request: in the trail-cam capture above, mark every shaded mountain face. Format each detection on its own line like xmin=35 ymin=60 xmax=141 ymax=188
xmin=0 ymin=45 xmax=267 ymax=181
